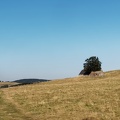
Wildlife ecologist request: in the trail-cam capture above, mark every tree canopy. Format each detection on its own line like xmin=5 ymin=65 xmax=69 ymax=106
xmin=79 ymin=56 xmax=102 ymax=75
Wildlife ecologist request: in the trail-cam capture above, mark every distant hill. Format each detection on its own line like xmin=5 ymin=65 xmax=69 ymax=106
xmin=0 ymin=79 xmax=50 ymax=89
xmin=13 ymin=78 xmax=50 ymax=84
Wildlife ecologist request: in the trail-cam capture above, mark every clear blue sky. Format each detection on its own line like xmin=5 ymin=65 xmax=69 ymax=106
xmin=0 ymin=0 xmax=120 ymax=81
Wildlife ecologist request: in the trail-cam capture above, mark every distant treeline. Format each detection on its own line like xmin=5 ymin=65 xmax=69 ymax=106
xmin=0 ymin=79 xmax=51 ymax=89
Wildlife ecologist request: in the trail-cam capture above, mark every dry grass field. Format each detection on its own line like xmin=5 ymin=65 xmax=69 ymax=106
xmin=0 ymin=70 xmax=120 ymax=120
xmin=0 ymin=82 xmax=18 ymax=86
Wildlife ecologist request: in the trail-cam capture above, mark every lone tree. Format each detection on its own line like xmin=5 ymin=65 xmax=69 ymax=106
xmin=79 ymin=56 xmax=102 ymax=75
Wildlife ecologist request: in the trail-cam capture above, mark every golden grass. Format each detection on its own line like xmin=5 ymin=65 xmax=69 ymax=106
xmin=0 ymin=70 xmax=120 ymax=120
xmin=0 ymin=82 xmax=19 ymax=87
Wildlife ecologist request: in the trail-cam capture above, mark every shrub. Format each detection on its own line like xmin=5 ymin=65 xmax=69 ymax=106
xmin=79 ymin=56 xmax=102 ymax=75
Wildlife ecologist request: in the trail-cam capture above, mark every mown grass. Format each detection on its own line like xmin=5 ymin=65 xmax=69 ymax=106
xmin=1 ymin=70 xmax=120 ymax=120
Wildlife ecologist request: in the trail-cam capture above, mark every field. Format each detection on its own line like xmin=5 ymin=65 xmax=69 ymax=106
xmin=0 ymin=82 xmax=18 ymax=86
xmin=0 ymin=70 xmax=120 ymax=120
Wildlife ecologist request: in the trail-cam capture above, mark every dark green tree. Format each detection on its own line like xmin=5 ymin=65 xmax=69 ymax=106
xmin=83 ymin=56 xmax=102 ymax=75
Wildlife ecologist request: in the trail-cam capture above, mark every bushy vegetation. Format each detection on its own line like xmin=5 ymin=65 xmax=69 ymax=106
xmin=80 ymin=56 xmax=102 ymax=75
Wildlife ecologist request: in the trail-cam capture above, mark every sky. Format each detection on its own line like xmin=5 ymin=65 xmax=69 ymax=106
xmin=0 ymin=0 xmax=120 ymax=81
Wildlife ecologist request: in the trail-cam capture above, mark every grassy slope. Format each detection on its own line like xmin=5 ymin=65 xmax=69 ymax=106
xmin=0 ymin=82 xmax=19 ymax=86
xmin=0 ymin=70 xmax=120 ymax=120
